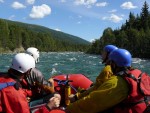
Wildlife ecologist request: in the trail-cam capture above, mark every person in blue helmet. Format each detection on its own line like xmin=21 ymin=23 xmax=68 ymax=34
xmin=101 ymin=45 xmax=118 ymax=65
xmin=93 ymin=45 xmax=118 ymax=85
xmin=85 ymin=45 xmax=118 ymax=88
xmin=108 ymin=49 xmax=150 ymax=113
xmin=67 ymin=45 xmax=119 ymax=112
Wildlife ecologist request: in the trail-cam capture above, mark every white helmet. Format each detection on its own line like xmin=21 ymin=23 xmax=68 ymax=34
xmin=26 ymin=47 xmax=40 ymax=63
xmin=11 ymin=53 xmax=35 ymax=73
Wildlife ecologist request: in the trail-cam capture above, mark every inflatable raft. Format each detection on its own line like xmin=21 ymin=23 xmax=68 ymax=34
xmin=31 ymin=74 xmax=93 ymax=113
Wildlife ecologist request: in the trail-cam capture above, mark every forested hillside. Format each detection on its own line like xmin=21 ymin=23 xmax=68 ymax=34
xmin=0 ymin=18 xmax=90 ymax=53
xmin=87 ymin=1 xmax=150 ymax=58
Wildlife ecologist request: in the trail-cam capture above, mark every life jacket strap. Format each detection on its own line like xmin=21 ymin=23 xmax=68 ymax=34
xmin=0 ymin=82 xmax=16 ymax=90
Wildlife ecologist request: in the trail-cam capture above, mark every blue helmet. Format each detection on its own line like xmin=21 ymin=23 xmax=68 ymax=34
xmin=104 ymin=45 xmax=118 ymax=53
xmin=109 ymin=49 xmax=132 ymax=67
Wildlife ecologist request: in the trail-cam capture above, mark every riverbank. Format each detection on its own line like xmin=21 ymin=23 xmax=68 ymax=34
xmin=0 ymin=46 xmax=25 ymax=54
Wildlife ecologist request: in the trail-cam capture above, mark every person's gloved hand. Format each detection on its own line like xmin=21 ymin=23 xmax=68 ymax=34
xmin=48 ymin=78 xmax=54 ymax=88
xmin=26 ymin=97 xmax=31 ymax=102
xmin=69 ymin=94 xmax=76 ymax=103
xmin=47 ymin=96 xmax=61 ymax=109
xmin=54 ymin=93 xmax=61 ymax=101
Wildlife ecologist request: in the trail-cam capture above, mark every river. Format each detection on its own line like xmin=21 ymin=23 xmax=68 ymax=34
xmin=0 ymin=52 xmax=150 ymax=81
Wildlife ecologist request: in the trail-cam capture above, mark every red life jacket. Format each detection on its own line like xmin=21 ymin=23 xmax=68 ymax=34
xmin=0 ymin=73 xmax=30 ymax=113
xmin=114 ymin=69 xmax=150 ymax=113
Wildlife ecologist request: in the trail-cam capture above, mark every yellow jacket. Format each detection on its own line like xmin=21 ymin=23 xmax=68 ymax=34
xmin=66 ymin=65 xmax=129 ymax=113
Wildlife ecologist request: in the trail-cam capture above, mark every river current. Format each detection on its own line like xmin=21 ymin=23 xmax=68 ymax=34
xmin=0 ymin=52 xmax=150 ymax=82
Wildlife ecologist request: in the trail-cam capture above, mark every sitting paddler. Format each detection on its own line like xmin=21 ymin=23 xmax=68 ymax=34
xmin=65 ymin=49 xmax=150 ymax=113
xmin=0 ymin=53 xmax=61 ymax=113
xmin=65 ymin=45 xmax=119 ymax=113
xmin=69 ymin=45 xmax=118 ymax=101
xmin=21 ymin=47 xmax=60 ymax=107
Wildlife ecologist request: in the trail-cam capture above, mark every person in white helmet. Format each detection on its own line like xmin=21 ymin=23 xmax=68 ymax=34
xmin=0 ymin=53 xmax=60 ymax=113
xmin=23 ymin=47 xmax=59 ymax=107
xmin=26 ymin=47 xmax=40 ymax=63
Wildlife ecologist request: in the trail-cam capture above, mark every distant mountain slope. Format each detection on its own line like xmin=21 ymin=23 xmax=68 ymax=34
xmin=0 ymin=18 xmax=90 ymax=53
xmin=4 ymin=19 xmax=90 ymax=45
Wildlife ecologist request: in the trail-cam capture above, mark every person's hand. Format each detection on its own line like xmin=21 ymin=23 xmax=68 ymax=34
xmin=68 ymin=94 xmax=76 ymax=103
xmin=48 ymin=78 xmax=54 ymax=87
xmin=54 ymin=93 xmax=61 ymax=100
xmin=48 ymin=78 xmax=54 ymax=83
xmin=26 ymin=97 xmax=31 ymax=102
xmin=47 ymin=96 xmax=60 ymax=109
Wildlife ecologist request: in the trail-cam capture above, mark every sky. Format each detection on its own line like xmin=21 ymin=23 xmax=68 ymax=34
xmin=0 ymin=0 xmax=150 ymax=42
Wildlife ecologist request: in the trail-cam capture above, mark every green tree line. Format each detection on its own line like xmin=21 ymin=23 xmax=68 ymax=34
xmin=87 ymin=1 xmax=150 ymax=58
xmin=0 ymin=19 xmax=90 ymax=53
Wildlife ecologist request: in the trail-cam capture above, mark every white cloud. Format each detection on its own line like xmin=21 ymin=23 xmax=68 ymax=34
xmin=102 ymin=14 xmax=123 ymax=23
xmin=26 ymin=0 xmax=35 ymax=5
xmin=11 ymin=2 xmax=26 ymax=9
xmin=109 ymin=14 xmax=123 ymax=23
xmin=108 ymin=9 xmax=117 ymax=13
xmin=90 ymin=38 xmax=95 ymax=42
xmin=121 ymin=2 xmax=137 ymax=9
xmin=86 ymin=0 xmax=97 ymax=5
xmin=29 ymin=4 xmax=51 ymax=19
xmin=74 ymin=0 xmax=85 ymax=5
xmin=0 ymin=0 xmax=4 ymax=3
xmin=96 ymin=2 xmax=108 ymax=7
xmin=55 ymin=28 xmax=61 ymax=31
xmin=8 ymin=15 xmax=15 ymax=20
xmin=74 ymin=0 xmax=97 ymax=8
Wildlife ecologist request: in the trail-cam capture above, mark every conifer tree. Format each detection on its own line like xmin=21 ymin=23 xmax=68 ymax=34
xmin=141 ymin=1 xmax=149 ymax=30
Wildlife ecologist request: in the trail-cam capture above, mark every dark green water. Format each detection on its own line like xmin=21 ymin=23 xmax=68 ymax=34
xmin=0 ymin=52 xmax=150 ymax=82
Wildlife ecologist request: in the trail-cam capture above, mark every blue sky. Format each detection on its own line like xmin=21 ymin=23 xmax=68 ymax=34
xmin=0 ymin=0 xmax=149 ymax=42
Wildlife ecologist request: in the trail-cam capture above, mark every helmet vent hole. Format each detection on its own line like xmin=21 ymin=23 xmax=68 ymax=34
xmin=19 ymin=66 xmax=21 ymax=69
